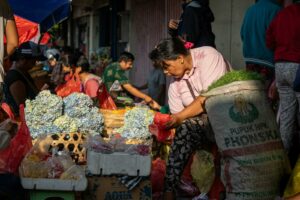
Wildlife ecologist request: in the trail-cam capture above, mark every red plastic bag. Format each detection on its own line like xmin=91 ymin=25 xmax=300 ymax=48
xmin=98 ymin=84 xmax=117 ymax=110
xmin=149 ymin=113 xmax=172 ymax=142
xmin=0 ymin=105 xmax=32 ymax=174
xmin=1 ymin=103 xmax=15 ymax=121
xmin=55 ymin=71 xmax=81 ymax=97
xmin=151 ymin=158 xmax=166 ymax=199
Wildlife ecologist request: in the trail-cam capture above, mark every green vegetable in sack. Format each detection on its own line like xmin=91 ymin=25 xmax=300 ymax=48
xmin=207 ymin=70 xmax=263 ymax=91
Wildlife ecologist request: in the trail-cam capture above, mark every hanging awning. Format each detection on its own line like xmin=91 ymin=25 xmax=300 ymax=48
xmin=8 ymin=0 xmax=71 ymax=32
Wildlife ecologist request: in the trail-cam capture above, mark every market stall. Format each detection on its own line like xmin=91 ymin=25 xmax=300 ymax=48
xmin=0 ymin=86 xmax=174 ymax=199
xmin=0 ymin=70 xmax=254 ymax=199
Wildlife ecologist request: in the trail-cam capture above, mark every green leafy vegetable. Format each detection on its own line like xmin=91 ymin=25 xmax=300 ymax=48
xmin=207 ymin=70 xmax=264 ymax=91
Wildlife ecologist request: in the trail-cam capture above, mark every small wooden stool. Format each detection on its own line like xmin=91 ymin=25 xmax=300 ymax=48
xmin=29 ymin=190 xmax=75 ymax=200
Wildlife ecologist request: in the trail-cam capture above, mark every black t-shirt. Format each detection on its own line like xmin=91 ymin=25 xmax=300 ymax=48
xmin=4 ymin=69 xmax=38 ymax=114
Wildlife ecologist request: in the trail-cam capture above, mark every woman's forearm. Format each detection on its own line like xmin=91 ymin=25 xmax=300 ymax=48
xmin=176 ymin=96 xmax=206 ymax=121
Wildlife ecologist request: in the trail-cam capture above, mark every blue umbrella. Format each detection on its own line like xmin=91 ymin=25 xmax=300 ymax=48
xmin=8 ymin=0 xmax=71 ymax=32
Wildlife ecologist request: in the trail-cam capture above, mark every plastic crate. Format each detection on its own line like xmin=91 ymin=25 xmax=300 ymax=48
xmin=20 ymin=177 xmax=88 ymax=191
xmin=87 ymin=150 xmax=151 ymax=176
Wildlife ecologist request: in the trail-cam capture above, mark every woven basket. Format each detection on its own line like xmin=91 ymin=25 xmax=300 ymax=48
xmin=34 ymin=133 xmax=87 ymax=164
xmin=51 ymin=133 xmax=86 ymax=164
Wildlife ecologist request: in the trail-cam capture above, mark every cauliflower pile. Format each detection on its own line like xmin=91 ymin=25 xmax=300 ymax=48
xmin=116 ymin=106 xmax=154 ymax=139
xmin=25 ymin=91 xmax=104 ymax=138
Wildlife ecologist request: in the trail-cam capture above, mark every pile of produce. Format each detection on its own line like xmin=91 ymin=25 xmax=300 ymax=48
xmin=116 ymin=106 xmax=154 ymax=139
xmin=25 ymin=91 xmax=63 ymax=138
xmin=25 ymin=91 xmax=104 ymax=138
xmin=207 ymin=70 xmax=263 ymax=91
xmin=53 ymin=115 xmax=78 ymax=133
xmin=63 ymin=93 xmax=93 ymax=117
xmin=63 ymin=93 xmax=104 ymax=135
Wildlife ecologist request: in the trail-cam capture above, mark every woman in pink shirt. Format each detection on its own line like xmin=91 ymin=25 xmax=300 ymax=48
xmin=76 ymin=56 xmax=102 ymax=100
xmin=149 ymin=37 xmax=229 ymax=199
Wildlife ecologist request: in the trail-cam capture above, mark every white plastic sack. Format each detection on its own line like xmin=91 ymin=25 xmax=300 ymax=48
xmin=204 ymin=80 xmax=290 ymax=200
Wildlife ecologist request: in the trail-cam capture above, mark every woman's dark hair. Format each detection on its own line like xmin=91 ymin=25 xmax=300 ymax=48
xmin=77 ymin=56 xmax=90 ymax=72
xmin=149 ymin=37 xmax=189 ymax=68
xmin=118 ymin=51 xmax=135 ymax=62
xmin=195 ymin=0 xmax=209 ymax=6
xmin=61 ymin=55 xmax=71 ymax=67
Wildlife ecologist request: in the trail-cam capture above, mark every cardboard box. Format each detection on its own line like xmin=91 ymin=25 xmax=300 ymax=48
xmin=84 ymin=176 xmax=152 ymax=200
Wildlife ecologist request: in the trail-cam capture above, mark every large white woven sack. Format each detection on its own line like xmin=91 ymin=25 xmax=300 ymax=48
xmin=204 ymin=80 xmax=290 ymax=200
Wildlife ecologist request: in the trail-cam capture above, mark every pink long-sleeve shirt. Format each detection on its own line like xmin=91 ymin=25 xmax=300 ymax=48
xmin=168 ymin=46 xmax=228 ymax=114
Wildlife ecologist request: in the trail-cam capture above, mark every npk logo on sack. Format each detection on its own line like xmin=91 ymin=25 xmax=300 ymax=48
xmin=225 ymin=95 xmax=280 ymax=149
xmin=229 ymin=95 xmax=259 ymax=124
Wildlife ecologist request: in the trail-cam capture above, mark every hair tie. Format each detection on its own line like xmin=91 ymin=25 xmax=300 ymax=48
xmin=184 ymin=42 xmax=194 ymax=49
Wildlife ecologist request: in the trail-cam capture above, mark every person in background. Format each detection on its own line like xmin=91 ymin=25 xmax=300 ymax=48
xmin=266 ymin=0 xmax=300 ymax=166
xmin=60 ymin=46 xmax=73 ymax=58
xmin=102 ymin=51 xmax=161 ymax=110
xmin=168 ymin=0 xmax=215 ymax=48
xmin=149 ymin=38 xmax=228 ymax=199
xmin=0 ymin=0 xmax=18 ymax=153
xmin=43 ymin=48 xmax=62 ymax=89
xmin=0 ymin=3 xmax=20 ymax=198
xmin=0 ymin=0 xmax=18 ymax=91
xmin=241 ymin=0 xmax=282 ymax=83
xmin=45 ymin=48 xmax=61 ymax=72
xmin=0 ymin=42 xmax=37 ymax=199
xmin=60 ymin=55 xmax=74 ymax=78
xmin=76 ymin=56 xmax=102 ymax=100
xmin=47 ymin=54 xmax=74 ymax=91
xmin=4 ymin=42 xmax=44 ymax=115
xmin=136 ymin=62 xmax=166 ymax=106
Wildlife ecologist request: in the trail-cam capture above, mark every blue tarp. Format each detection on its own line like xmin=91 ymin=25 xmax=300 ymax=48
xmin=8 ymin=0 xmax=70 ymax=32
